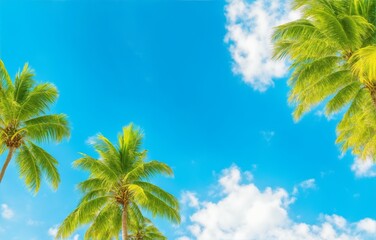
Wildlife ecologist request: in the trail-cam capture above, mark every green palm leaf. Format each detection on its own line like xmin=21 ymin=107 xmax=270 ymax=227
xmin=16 ymin=144 xmax=42 ymax=193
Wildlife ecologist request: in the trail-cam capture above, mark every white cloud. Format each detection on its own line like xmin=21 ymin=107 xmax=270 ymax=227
xmin=178 ymin=165 xmax=376 ymax=240
xmin=182 ymin=191 xmax=200 ymax=208
xmin=315 ymin=109 xmax=336 ymax=121
xmin=324 ymin=215 xmax=347 ymax=229
xmin=351 ymin=158 xmax=376 ymax=178
xmin=315 ymin=110 xmax=336 ymax=121
xmin=85 ymin=135 xmax=97 ymax=145
xmin=48 ymin=226 xmax=58 ymax=237
xmin=225 ymin=0 xmax=300 ymax=91
xmin=176 ymin=237 xmax=191 ymax=240
xmin=293 ymin=178 xmax=316 ymax=195
xmin=357 ymin=218 xmax=376 ymax=234
xmin=1 ymin=204 xmax=14 ymax=219
xmin=48 ymin=225 xmax=79 ymax=240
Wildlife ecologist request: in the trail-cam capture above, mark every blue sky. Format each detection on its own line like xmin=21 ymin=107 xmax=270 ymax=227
xmin=1 ymin=0 xmax=376 ymax=239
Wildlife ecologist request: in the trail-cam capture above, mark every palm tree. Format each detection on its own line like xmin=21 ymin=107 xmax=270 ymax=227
xmin=128 ymin=217 xmax=167 ymax=240
xmin=272 ymin=0 xmax=376 ymax=159
xmin=0 ymin=60 xmax=70 ymax=193
xmin=56 ymin=124 xmax=180 ymax=240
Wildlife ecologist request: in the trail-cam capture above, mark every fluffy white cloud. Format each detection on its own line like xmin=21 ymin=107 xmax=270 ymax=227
xmin=225 ymin=0 xmax=300 ymax=91
xmin=324 ymin=215 xmax=347 ymax=230
xmin=48 ymin=226 xmax=58 ymax=237
xmin=351 ymin=158 xmax=376 ymax=178
xmin=178 ymin=165 xmax=376 ymax=240
xmin=357 ymin=218 xmax=376 ymax=234
xmin=1 ymin=204 xmax=14 ymax=219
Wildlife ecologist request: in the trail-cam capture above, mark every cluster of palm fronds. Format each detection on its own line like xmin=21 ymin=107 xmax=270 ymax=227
xmin=0 ymin=61 xmax=70 ymax=192
xmin=57 ymin=125 xmax=179 ymax=240
xmin=273 ymin=0 xmax=376 ymax=160
xmin=0 ymin=61 xmax=178 ymax=239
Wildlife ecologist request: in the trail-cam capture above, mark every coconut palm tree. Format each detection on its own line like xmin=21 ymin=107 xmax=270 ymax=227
xmin=56 ymin=124 xmax=180 ymax=240
xmin=0 ymin=60 xmax=70 ymax=193
xmin=128 ymin=217 xmax=167 ymax=240
xmin=272 ymin=0 xmax=376 ymax=159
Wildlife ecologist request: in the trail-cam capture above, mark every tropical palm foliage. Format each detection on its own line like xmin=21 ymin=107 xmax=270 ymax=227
xmin=0 ymin=60 xmax=70 ymax=193
xmin=56 ymin=124 xmax=180 ymax=240
xmin=128 ymin=217 xmax=167 ymax=240
xmin=272 ymin=0 xmax=376 ymax=159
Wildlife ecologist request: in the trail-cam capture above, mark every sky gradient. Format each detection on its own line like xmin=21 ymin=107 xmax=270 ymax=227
xmin=1 ymin=0 xmax=376 ymax=239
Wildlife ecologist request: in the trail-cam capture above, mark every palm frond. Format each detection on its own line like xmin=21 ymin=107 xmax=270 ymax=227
xmin=85 ymin=202 xmax=121 ymax=240
xmin=134 ymin=181 xmax=179 ymax=209
xmin=0 ymin=60 xmax=14 ymax=93
xmin=325 ymin=82 xmax=363 ymax=115
xmin=23 ymin=114 xmax=70 ymax=142
xmin=56 ymin=196 xmax=110 ymax=239
xmin=14 ymin=63 xmax=35 ymax=103
xmin=15 ymin=144 xmax=42 ymax=193
xmin=74 ymin=154 xmax=119 ymax=182
xmin=16 ymin=83 xmax=58 ymax=121
xmin=123 ymin=161 xmax=173 ymax=183
xmin=92 ymin=134 xmax=122 ymax=172
xmin=27 ymin=141 xmax=60 ymax=190
xmin=141 ymin=191 xmax=181 ymax=224
xmin=350 ymin=45 xmax=376 ymax=84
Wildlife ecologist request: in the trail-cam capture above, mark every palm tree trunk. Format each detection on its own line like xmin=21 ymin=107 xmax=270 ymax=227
xmin=122 ymin=203 xmax=128 ymax=240
xmin=0 ymin=148 xmax=14 ymax=183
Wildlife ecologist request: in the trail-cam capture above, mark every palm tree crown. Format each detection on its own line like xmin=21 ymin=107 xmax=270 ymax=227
xmin=0 ymin=61 xmax=70 ymax=193
xmin=128 ymin=217 xmax=167 ymax=240
xmin=272 ymin=0 xmax=376 ymax=159
xmin=57 ymin=124 xmax=180 ymax=240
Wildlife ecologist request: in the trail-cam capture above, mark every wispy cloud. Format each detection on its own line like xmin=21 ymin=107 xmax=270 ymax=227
xmin=1 ymin=204 xmax=14 ymax=220
xmin=351 ymin=158 xmax=376 ymax=178
xmin=181 ymin=191 xmax=200 ymax=209
xmin=293 ymin=178 xmax=316 ymax=195
xmin=27 ymin=219 xmax=44 ymax=226
xmin=178 ymin=165 xmax=376 ymax=239
xmin=225 ymin=0 xmax=299 ymax=91
xmin=85 ymin=135 xmax=97 ymax=145
xmin=299 ymin=178 xmax=316 ymax=190
xmin=315 ymin=109 xmax=336 ymax=121
xmin=260 ymin=130 xmax=275 ymax=142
